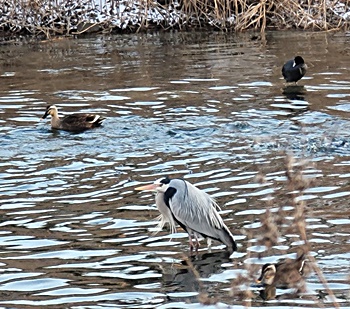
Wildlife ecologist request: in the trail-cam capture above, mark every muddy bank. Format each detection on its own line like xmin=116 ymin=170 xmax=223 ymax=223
xmin=0 ymin=0 xmax=349 ymax=40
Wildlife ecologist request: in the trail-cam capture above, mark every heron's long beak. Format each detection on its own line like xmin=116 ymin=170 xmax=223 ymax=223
xmin=135 ymin=184 xmax=159 ymax=191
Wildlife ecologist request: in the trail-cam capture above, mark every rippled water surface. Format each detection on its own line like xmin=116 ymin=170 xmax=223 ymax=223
xmin=0 ymin=31 xmax=350 ymax=308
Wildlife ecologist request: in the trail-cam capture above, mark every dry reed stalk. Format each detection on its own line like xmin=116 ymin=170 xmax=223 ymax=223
xmin=235 ymin=154 xmax=342 ymax=306
xmin=323 ymin=0 xmax=328 ymax=30
xmin=284 ymin=155 xmax=340 ymax=308
xmin=236 ymin=2 xmax=262 ymax=31
xmin=229 ymin=228 xmax=256 ymax=306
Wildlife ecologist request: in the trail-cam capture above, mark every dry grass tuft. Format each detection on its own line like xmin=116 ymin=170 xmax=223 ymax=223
xmin=0 ymin=0 xmax=349 ymax=39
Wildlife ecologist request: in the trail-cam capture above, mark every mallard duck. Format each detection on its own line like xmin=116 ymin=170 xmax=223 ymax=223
xmin=256 ymin=251 xmax=307 ymax=288
xmin=41 ymin=105 xmax=105 ymax=132
xmin=282 ymin=56 xmax=307 ymax=83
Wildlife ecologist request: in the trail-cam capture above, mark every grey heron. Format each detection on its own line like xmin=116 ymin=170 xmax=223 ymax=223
xmin=135 ymin=177 xmax=237 ymax=253
xmin=282 ymin=56 xmax=307 ymax=83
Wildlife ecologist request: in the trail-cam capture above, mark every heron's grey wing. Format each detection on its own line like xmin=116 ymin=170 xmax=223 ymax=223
xmin=168 ymin=179 xmax=236 ymax=251
xmin=169 ymin=180 xmax=224 ymax=232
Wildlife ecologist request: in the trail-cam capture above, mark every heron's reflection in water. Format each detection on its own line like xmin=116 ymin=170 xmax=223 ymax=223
xmin=161 ymin=250 xmax=232 ymax=301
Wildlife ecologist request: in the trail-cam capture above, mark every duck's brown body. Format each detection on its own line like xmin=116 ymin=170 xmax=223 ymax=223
xmin=257 ymin=250 xmax=307 ymax=288
xmin=41 ymin=105 xmax=105 ymax=132
xmin=256 ymin=250 xmax=308 ymax=300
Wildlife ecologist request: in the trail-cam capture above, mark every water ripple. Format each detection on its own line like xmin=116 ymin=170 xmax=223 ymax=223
xmin=0 ymin=31 xmax=349 ymax=309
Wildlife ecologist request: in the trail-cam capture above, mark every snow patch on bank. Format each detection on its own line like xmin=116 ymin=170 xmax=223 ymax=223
xmin=0 ymin=0 xmax=349 ymax=35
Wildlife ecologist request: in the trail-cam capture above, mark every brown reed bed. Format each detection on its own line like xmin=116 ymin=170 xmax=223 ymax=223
xmin=0 ymin=0 xmax=349 ymax=40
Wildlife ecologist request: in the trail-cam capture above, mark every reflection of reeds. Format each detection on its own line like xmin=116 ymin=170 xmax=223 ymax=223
xmin=0 ymin=0 xmax=349 ymax=38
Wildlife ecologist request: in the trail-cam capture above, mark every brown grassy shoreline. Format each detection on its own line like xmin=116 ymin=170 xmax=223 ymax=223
xmin=0 ymin=0 xmax=349 ymax=40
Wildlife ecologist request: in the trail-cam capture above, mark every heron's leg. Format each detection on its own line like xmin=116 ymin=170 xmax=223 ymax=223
xmin=207 ymin=238 xmax=212 ymax=252
xmin=194 ymin=233 xmax=200 ymax=251
xmin=188 ymin=233 xmax=195 ymax=252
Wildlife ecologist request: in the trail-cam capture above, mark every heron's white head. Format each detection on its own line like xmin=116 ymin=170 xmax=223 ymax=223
xmin=135 ymin=177 xmax=171 ymax=193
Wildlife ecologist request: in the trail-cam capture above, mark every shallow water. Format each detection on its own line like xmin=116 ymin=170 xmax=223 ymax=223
xmin=0 ymin=31 xmax=349 ymax=308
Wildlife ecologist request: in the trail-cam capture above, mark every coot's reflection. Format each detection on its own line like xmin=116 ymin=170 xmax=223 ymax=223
xmin=282 ymin=85 xmax=306 ymax=101
xmin=279 ymin=85 xmax=309 ymax=115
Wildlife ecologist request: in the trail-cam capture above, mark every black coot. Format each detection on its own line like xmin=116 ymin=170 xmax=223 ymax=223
xmin=282 ymin=56 xmax=307 ymax=83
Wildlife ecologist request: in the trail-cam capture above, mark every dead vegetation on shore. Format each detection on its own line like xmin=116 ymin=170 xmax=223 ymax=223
xmin=0 ymin=0 xmax=349 ymax=39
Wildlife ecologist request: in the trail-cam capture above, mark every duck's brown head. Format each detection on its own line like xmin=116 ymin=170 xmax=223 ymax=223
xmin=41 ymin=105 xmax=58 ymax=119
xmin=256 ymin=263 xmax=276 ymax=286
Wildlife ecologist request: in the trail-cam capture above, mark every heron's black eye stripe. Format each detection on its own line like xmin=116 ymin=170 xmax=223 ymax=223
xmin=163 ymin=187 xmax=177 ymax=208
